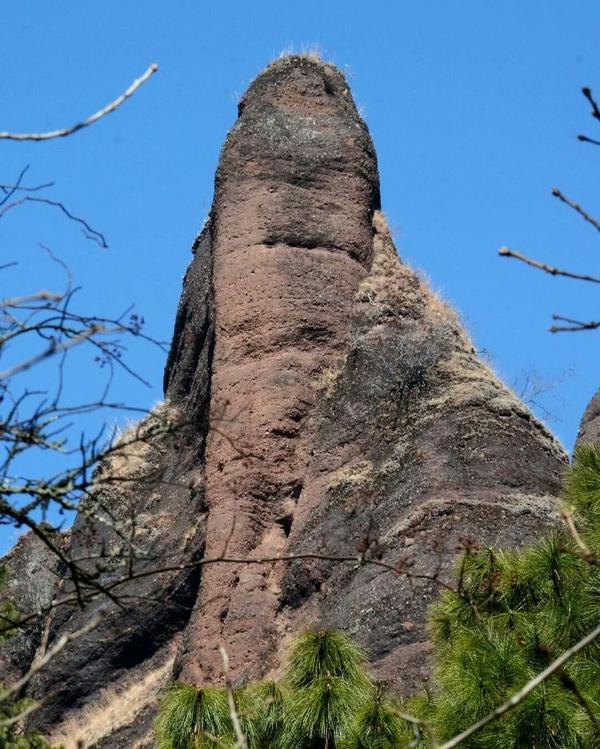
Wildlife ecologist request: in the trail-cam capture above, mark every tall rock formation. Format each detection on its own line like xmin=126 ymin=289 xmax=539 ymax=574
xmin=5 ymin=56 xmax=567 ymax=748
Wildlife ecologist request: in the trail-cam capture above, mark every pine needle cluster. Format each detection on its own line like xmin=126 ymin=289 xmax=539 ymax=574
xmin=155 ymin=630 xmax=410 ymax=749
xmin=414 ymin=444 xmax=600 ymax=747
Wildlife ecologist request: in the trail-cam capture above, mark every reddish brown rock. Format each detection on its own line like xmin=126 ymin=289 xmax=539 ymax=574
xmin=173 ymin=56 xmax=565 ymax=691
xmin=176 ymin=54 xmax=379 ymax=686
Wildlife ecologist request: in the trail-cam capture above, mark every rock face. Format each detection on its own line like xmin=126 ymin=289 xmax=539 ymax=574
xmin=0 ymin=531 xmax=69 ymax=686
xmin=577 ymin=389 xmax=600 ymax=449
xmin=4 ymin=56 xmax=569 ymax=747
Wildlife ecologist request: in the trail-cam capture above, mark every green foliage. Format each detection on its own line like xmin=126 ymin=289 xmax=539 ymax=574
xmin=566 ymin=444 xmax=600 ymax=541
xmin=0 ymin=703 xmax=52 ymax=749
xmin=341 ymin=691 xmax=411 ymax=749
xmin=155 ymin=683 xmax=232 ymax=749
xmin=155 ymin=630 xmax=389 ymax=749
xmin=244 ymin=681 xmax=286 ymax=749
xmin=418 ymin=445 xmax=600 ymax=747
xmin=280 ymin=675 xmax=360 ymax=748
xmin=0 ymin=566 xmax=18 ymax=646
xmin=280 ymin=630 xmax=374 ymax=749
xmin=284 ymin=630 xmax=371 ymax=692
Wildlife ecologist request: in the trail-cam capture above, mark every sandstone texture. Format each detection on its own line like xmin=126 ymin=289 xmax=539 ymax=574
xmin=2 ymin=56 xmax=572 ymax=747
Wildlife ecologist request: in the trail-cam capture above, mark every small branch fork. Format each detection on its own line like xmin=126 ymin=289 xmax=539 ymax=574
xmin=0 ymin=64 xmax=158 ymax=141
xmin=499 ymin=85 xmax=600 ymax=332
xmin=549 ymin=315 xmax=600 ymax=333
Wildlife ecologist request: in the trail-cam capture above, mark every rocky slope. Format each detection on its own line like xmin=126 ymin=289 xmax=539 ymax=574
xmin=4 ymin=56 xmax=570 ymax=747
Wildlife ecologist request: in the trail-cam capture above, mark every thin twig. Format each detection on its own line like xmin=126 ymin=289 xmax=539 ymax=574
xmin=551 ymin=188 xmax=600 ymax=234
xmin=582 ymin=87 xmax=600 ymax=121
xmin=0 ymin=613 xmax=103 ymax=703
xmin=0 ymin=699 xmax=42 ymax=729
xmin=499 ymin=247 xmax=600 ymax=284
xmin=0 ymin=195 xmax=107 ymax=248
xmin=0 ymin=290 xmax=63 ymax=308
xmin=549 ymin=316 xmax=600 ymax=333
xmin=0 ymin=324 xmax=100 ymax=380
xmin=436 ymin=618 xmax=600 ymax=749
xmin=219 ymin=646 xmax=247 ymax=749
xmin=577 ymin=134 xmax=600 ymax=146
xmin=560 ymin=507 xmax=595 ymax=562
xmin=0 ymin=64 xmax=158 ymax=141
xmin=556 ymin=666 xmax=600 ymax=734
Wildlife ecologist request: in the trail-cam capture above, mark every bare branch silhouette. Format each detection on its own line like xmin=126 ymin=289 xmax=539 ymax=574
xmin=0 ymin=64 xmax=158 ymax=142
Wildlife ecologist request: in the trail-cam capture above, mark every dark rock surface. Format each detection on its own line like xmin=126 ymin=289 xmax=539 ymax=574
xmin=576 ymin=388 xmax=600 ymax=449
xmin=2 ymin=56 xmax=572 ymax=747
xmin=0 ymin=530 xmax=69 ymax=685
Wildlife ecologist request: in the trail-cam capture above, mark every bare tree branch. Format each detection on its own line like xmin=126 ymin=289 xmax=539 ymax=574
xmin=499 ymin=247 xmax=600 ymax=284
xmin=577 ymin=133 xmax=600 ymax=146
xmin=0 ymin=64 xmax=158 ymax=141
xmin=0 ymin=195 xmax=108 ymax=247
xmin=0 ymin=612 xmax=104 ymax=703
xmin=0 ymin=324 xmax=100 ymax=380
xmin=582 ymin=87 xmax=600 ymax=122
xmin=549 ymin=315 xmax=600 ymax=333
xmin=437 ymin=619 xmax=600 ymax=749
xmin=551 ymin=188 xmax=600 ymax=234
xmin=560 ymin=506 xmax=595 ymax=563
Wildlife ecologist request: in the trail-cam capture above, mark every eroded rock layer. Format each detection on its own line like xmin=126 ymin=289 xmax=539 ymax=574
xmin=5 ymin=56 xmax=570 ymax=748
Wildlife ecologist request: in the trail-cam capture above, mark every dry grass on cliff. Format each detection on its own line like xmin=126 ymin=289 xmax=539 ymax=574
xmin=48 ymin=657 xmax=173 ymax=749
xmin=277 ymin=44 xmax=324 ymax=62
xmin=97 ymin=400 xmax=179 ymax=483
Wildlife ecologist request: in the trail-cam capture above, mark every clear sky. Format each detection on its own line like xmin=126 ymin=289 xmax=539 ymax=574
xmin=1 ymin=1 xmax=599 ymax=553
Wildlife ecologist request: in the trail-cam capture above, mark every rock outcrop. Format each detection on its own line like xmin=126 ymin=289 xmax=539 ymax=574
xmin=577 ymin=389 xmax=600 ymax=449
xmin=4 ymin=56 xmax=569 ymax=747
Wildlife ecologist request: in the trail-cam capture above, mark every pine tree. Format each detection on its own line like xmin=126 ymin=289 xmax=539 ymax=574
xmin=155 ymin=683 xmax=233 ymax=749
xmin=279 ymin=630 xmax=373 ymax=749
xmin=244 ymin=681 xmax=286 ymax=749
xmin=154 ymin=630 xmax=401 ymax=749
xmin=341 ymin=688 xmax=411 ymax=749
xmin=412 ymin=444 xmax=600 ymax=747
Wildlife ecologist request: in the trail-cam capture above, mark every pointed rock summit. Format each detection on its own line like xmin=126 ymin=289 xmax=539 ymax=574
xmin=7 ymin=57 xmax=569 ymax=747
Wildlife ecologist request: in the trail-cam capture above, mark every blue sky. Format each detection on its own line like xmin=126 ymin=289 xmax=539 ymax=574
xmin=1 ymin=1 xmax=599 ymax=552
